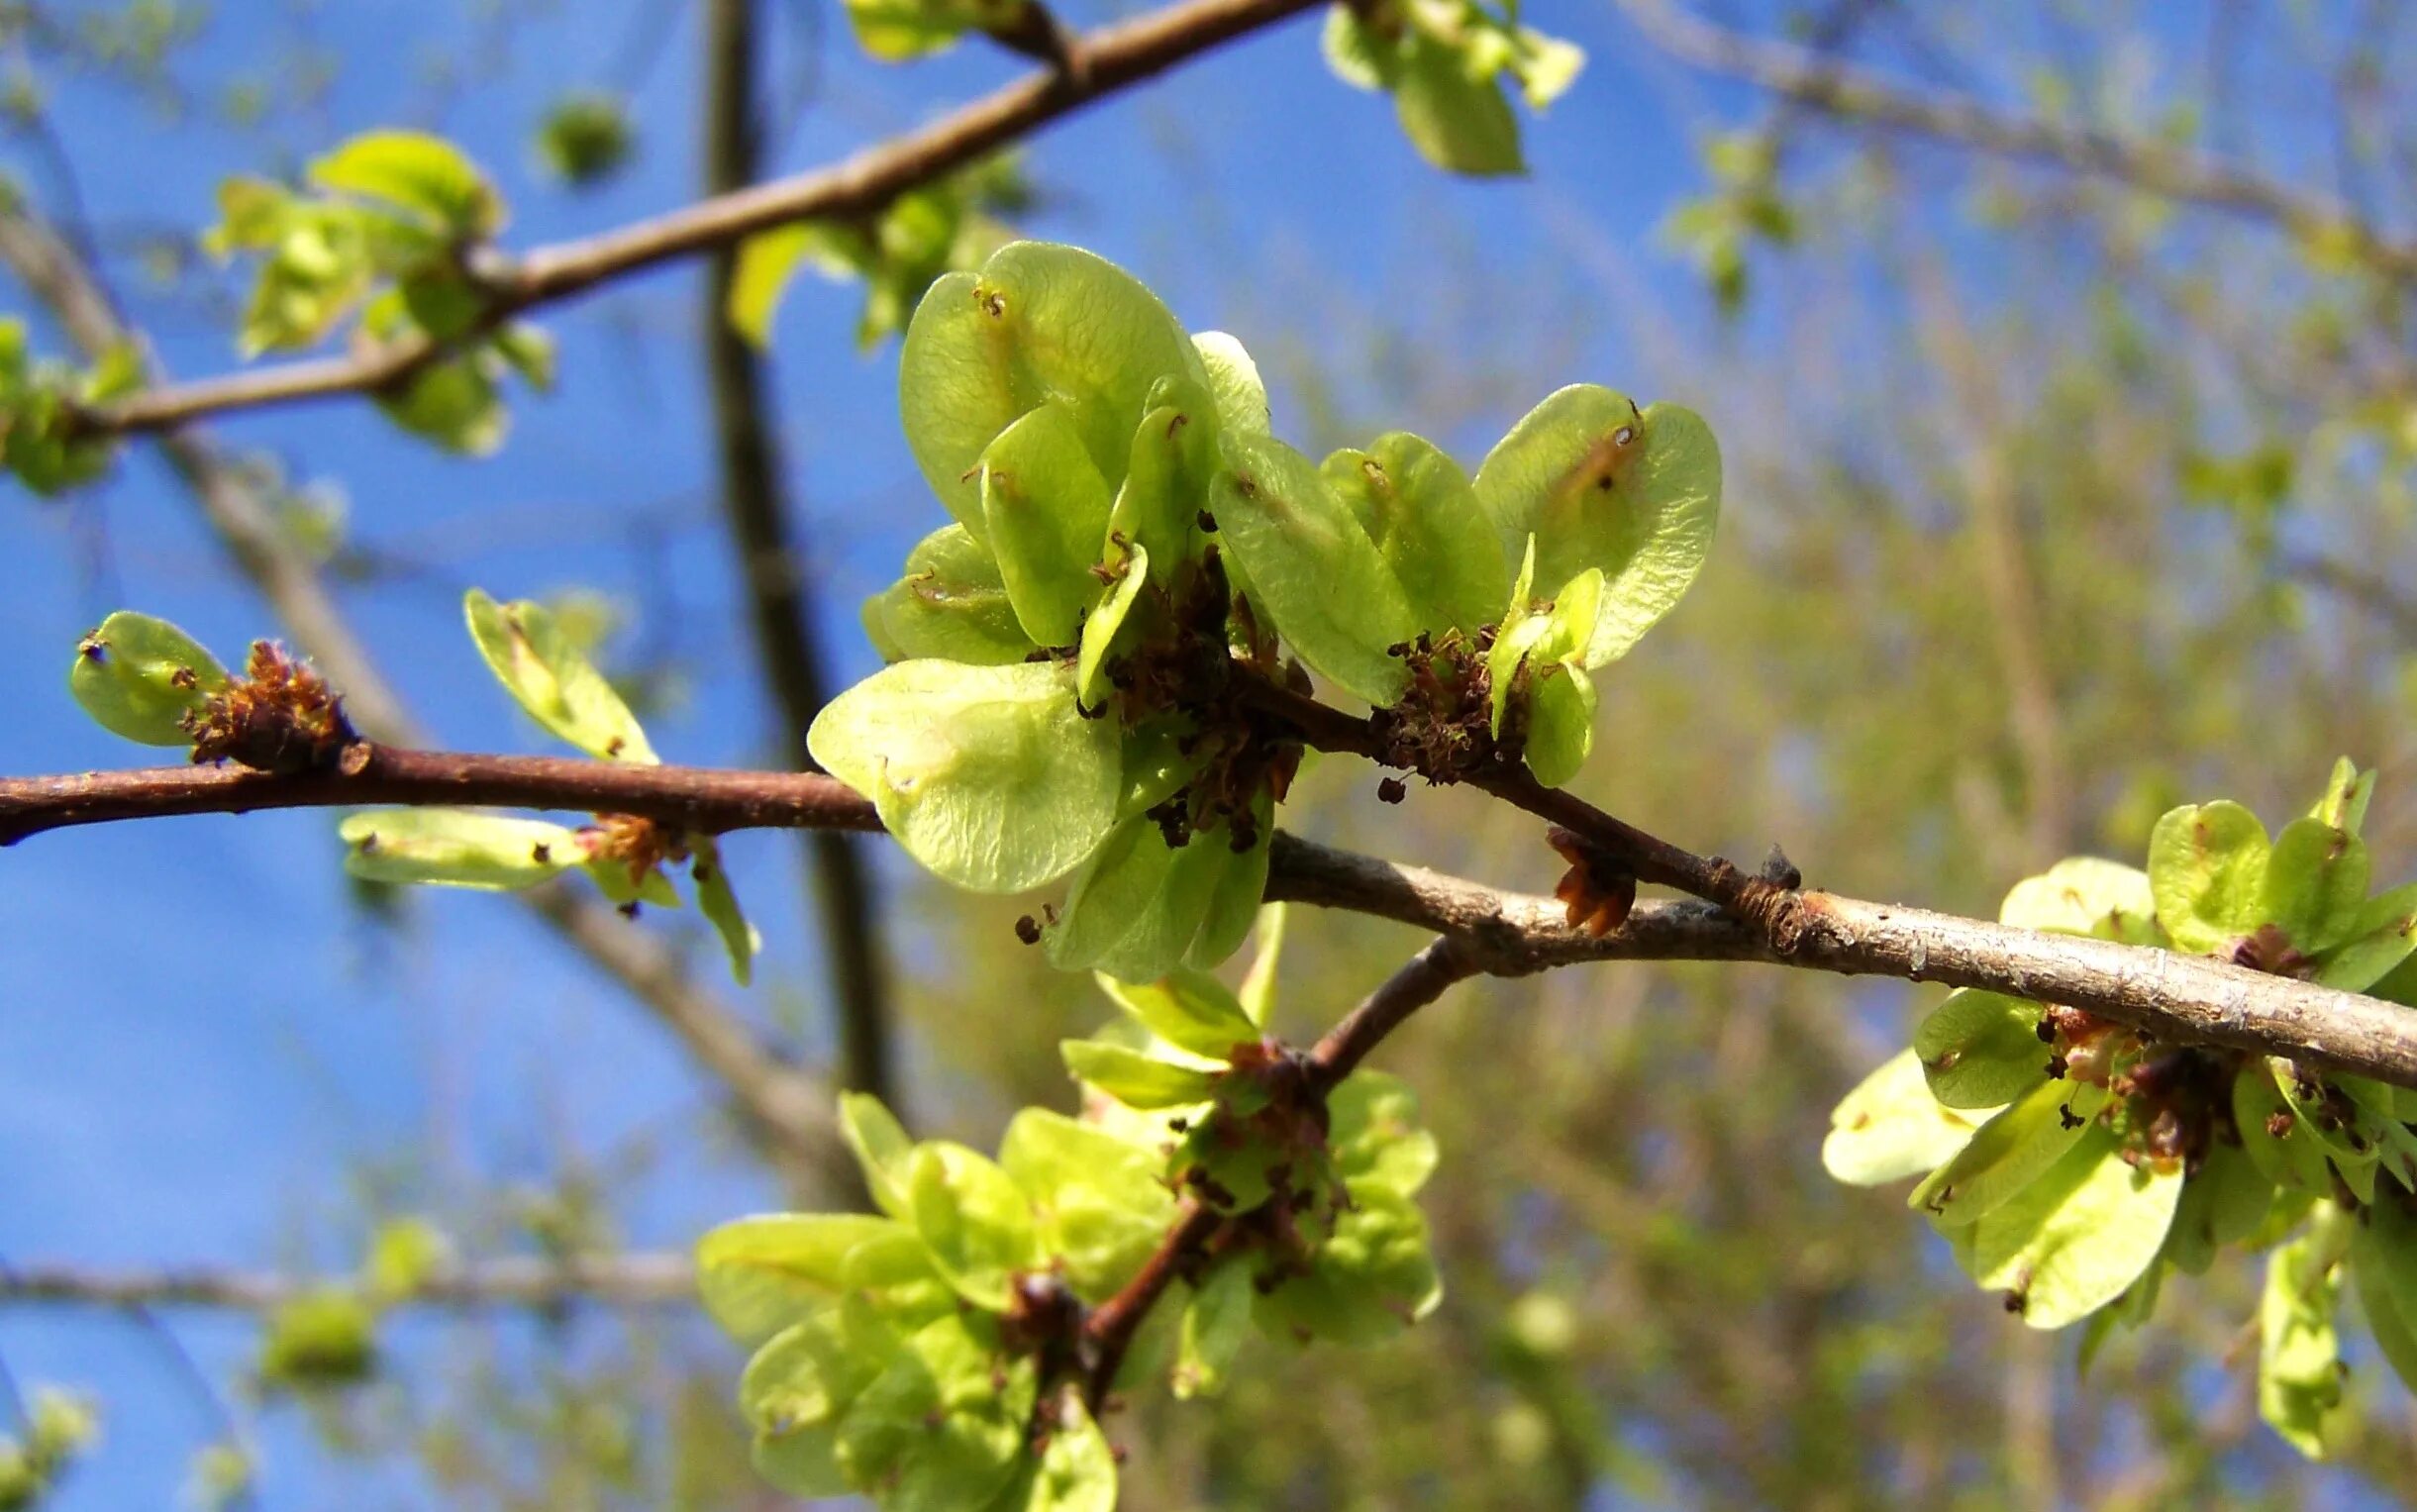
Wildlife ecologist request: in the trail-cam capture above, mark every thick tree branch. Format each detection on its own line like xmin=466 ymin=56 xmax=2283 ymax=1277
xmin=1613 ymin=0 xmax=2417 ymax=284
xmin=70 ymin=0 xmax=1324 ymax=437
xmin=0 ymin=1255 xmax=695 ymax=1311
xmin=0 ymin=203 xmax=847 ymax=1195
xmin=703 ymin=0 xmax=898 ymax=1110
xmin=15 ymin=745 xmax=2417 ymax=1087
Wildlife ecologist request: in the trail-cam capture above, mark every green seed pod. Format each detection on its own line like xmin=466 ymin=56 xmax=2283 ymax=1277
xmin=68 ymin=610 xmax=230 ymax=746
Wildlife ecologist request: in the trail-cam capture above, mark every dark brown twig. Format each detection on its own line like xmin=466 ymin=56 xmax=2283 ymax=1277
xmin=1307 ymin=936 xmax=1480 ymax=1083
xmin=702 ymin=0 xmax=898 ymax=1111
xmin=1078 ymin=1201 xmax=1221 ymax=1409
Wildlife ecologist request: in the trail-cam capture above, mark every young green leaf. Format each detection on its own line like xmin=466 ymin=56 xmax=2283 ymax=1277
xmin=909 ymin=1142 xmax=1043 ymax=1311
xmin=1209 ymin=431 xmax=1417 ymax=705
xmin=2164 ymin=1138 xmax=2274 ymax=1274
xmin=741 ymin=1315 xmax=858 ymax=1496
xmin=309 ymin=130 xmax=499 ymax=238
xmin=1075 ymin=543 xmax=1150 ymax=707
xmin=1522 ymin=663 xmax=1596 ymax=786
xmin=2310 ymin=756 xmax=2374 ymax=837
xmin=690 ymin=838 xmax=760 ymax=986
xmin=1111 ymin=408 xmax=1219 ymax=594
xmin=1192 ymin=332 xmax=1269 ymax=437
xmin=994 ymin=1393 xmax=1118 ymax=1512
xmin=68 ymin=611 xmax=229 ymax=746
xmin=1822 ymin=1048 xmax=1996 ymax=1187
xmin=2352 ymin=1200 xmax=2417 ymax=1393
xmin=812 ymin=658 xmax=1122 ymax=892
xmin=1322 ymin=432 xmax=1508 ymax=639
xmin=1474 ymin=388 xmax=1722 ymax=667
xmin=978 ymin=402 xmax=1116 ymax=647
xmin=375 ymin=351 xmax=508 ymax=454
xmin=1238 ymin=904 xmax=1287 ymax=1028
xmin=1328 ymin=1069 xmax=1439 ymax=1197
xmin=338 ymin=810 xmax=578 ymax=890
xmin=2233 ymin=1059 xmax=2339 ymax=1198
xmin=999 ymin=1109 xmax=1175 ymax=1300
xmin=839 ymin=1092 xmax=918 ymax=1219
xmin=1096 ymin=968 xmax=1259 ymax=1061
xmin=2314 ymin=881 xmax=2417 ymax=991
xmin=1963 ymin=1126 xmax=2183 ymax=1329
xmin=833 ymin=1313 xmax=1034 ymax=1508
xmin=1392 ymin=32 xmax=1524 ymax=176
xmin=2148 ymin=800 xmax=2270 ymax=954
xmin=899 ymin=244 xmax=1205 ymax=539
xmin=868 ymin=524 xmax=1036 ymax=666
xmin=2261 ymin=818 xmax=2370 ymax=955
xmin=1172 ymin=1260 xmax=1255 ymax=1400
xmin=1908 ymin=1077 xmax=2106 ymax=1229
xmin=1915 ymin=990 xmax=2048 ymax=1110
xmin=463 ymin=589 xmax=657 ymax=762
xmin=1252 ymin=1186 xmax=1442 ymax=1346
xmin=2259 ymin=1214 xmax=2351 ymax=1459
xmin=1184 ymin=819 xmax=1271 ymax=971
xmin=1998 ymin=857 xmax=2158 ymax=940
xmin=698 ymin=1213 xmax=901 ymax=1343
xmin=1060 ymin=1040 xmax=1221 ymax=1109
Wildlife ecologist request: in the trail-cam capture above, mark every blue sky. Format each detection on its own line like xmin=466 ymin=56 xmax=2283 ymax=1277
xmin=0 ymin=1 xmax=1757 ymax=1502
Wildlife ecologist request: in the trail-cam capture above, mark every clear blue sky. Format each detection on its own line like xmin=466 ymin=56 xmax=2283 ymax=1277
xmin=0 ymin=2 xmax=1749 ymax=1501
xmin=6 ymin=0 xmax=2350 ymax=1505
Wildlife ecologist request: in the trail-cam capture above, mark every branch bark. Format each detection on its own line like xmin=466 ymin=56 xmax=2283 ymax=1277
xmin=703 ymin=0 xmax=897 ymax=1110
xmin=71 ymin=0 xmax=1325 ymax=437
xmin=16 ymin=745 xmax=2417 ymax=1088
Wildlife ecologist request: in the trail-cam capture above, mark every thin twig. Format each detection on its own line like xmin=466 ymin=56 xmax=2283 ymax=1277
xmin=0 ymin=1255 xmax=696 ymax=1311
xmin=1613 ymin=0 xmax=2417 ymax=284
xmin=71 ymin=0 xmax=1325 ymax=437
xmin=701 ymin=0 xmax=898 ymax=1111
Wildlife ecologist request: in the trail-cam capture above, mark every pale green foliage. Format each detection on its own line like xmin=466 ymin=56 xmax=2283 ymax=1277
xmin=283 ymin=593 xmax=756 ymax=979
xmin=0 ymin=319 xmax=133 ymax=494
xmin=809 ymin=658 xmax=1122 ymax=893
xmin=2261 ymin=1214 xmax=2352 ymax=1458
xmin=1837 ymin=762 xmax=2417 ymax=1452
xmin=67 ymin=610 xmax=228 ymax=745
xmin=694 ymin=1091 xmax=1162 ymax=1508
xmin=1474 ymin=385 xmax=1723 ymax=667
xmin=0 ymin=1388 xmax=98 ymax=1512
xmin=698 ymin=920 xmax=1442 ymax=1507
xmin=1662 ymin=131 xmax=1797 ymax=314
xmin=464 ymin=588 xmax=657 ymax=763
xmin=257 ymin=1288 xmax=379 ymax=1391
xmin=730 ymin=158 xmax=1022 ymax=348
xmin=201 ymin=130 xmax=547 ymax=452
xmin=339 ymin=810 xmax=582 ymax=891
xmin=1321 ymin=0 xmax=1582 ymax=176
xmin=842 ymin=0 xmax=1026 ymax=60
xmin=535 ymin=92 xmax=635 ymax=187
xmin=1210 ymin=431 xmax=1418 ymax=704
xmin=1822 ymin=1049 xmax=1996 ymax=1186
xmin=826 ymin=240 xmax=1720 ymax=985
